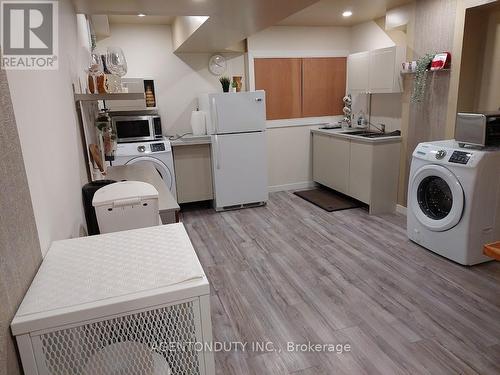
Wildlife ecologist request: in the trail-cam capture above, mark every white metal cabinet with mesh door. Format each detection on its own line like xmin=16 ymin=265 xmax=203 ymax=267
xmin=11 ymin=223 xmax=215 ymax=375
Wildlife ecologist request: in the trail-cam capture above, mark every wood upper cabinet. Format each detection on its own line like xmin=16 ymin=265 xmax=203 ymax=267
xmin=254 ymin=58 xmax=302 ymax=120
xmin=254 ymin=57 xmax=347 ymax=120
xmin=302 ymin=57 xmax=346 ymax=117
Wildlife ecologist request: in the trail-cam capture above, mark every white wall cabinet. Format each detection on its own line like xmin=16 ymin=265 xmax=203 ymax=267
xmin=346 ymin=52 xmax=370 ymax=93
xmin=312 ymin=132 xmax=401 ymax=214
xmin=347 ymin=46 xmax=405 ymax=94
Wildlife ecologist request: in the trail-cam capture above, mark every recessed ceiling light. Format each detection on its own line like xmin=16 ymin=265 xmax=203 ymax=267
xmin=137 ymin=13 xmax=146 ymax=17
xmin=342 ymin=10 xmax=353 ymax=18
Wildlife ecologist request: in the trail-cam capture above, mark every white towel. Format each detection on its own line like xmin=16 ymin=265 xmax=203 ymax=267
xmin=190 ymin=111 xmax=206 ymax=135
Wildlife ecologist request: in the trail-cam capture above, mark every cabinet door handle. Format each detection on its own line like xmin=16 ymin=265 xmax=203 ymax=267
xmin=214 ymin=134 xmax=221 ymax=170
xmin=211 ymin=97 xmax=219 ymax=134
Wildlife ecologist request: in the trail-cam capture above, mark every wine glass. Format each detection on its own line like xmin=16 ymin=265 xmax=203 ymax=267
xmin=106 ymin=47 xmax=128 ymax=89
xmin=87 ymin=51 xmax=104 ymax=94
xmin=105 ymin=47 xmax=128 ymax=93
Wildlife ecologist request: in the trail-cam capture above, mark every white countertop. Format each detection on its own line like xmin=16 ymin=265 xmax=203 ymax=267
xmin=11 ymin=224 xmax=209 ymax=335
xmin=311 ymin=126 xmax=402 ymax=144
xmin=169 ymin=134 xmax=211 ymax=146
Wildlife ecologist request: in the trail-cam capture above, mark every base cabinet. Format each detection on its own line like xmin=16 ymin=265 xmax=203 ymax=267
xmin=312 ymin=132 xmax=401 ymax=214
xmin=172 ymin=144 xmax=213 ymax=204
xmin=312 ymin=133 xmax=350 ymax=194
xmin=349 ymin=142 xmax=372 ymax=203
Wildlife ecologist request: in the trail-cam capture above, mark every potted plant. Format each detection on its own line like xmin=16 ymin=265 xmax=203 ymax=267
xmin=411 ymin=53 xmax=435 ymax=103
xmin=231 ymin=80 xmax=238 ymax=92
xmin=219 ymin=76 xmax=231 ymax=93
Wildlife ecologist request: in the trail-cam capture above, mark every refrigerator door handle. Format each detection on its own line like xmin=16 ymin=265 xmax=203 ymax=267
xmin=214 ymin=134 xmax=221 ymax=170
xmin=211 ymin=97 xmax=219 ymax=134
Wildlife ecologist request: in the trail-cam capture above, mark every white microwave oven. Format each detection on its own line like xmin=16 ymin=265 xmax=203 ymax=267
xmin=112 ymin=115 xmax=162 ymax=143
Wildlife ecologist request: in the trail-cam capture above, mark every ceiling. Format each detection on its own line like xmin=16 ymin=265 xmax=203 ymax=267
xmin=73 ymin=0 xmax=218 ymax=16
xmin=76 ymin=0 xmax=417 ymax=51
xmin=74 ymin=0 xmax=319 ymax=52
xmin=278 ymin=0 xmax=414 ymax=26
xmin=108 ymin=15 xmax=175 ymax=25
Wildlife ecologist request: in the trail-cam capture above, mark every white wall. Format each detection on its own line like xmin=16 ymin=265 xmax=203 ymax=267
xmin=247 ymin=26 xmax=350 ymax=191
xmin=95 ymin=23 xmax=402 ymax=192
xmin=267 ymin=125 xmax=318 ymax=191
xmin=6 ymin=0 xmax=87 ymax=255
xmin=172 ymin=16 xmax=209 ymax=51
xmin=248 ymin=26 xmax=351 ymax=52
xmin=349 ymin=21 xmax=402 ymax=133
xmin=477 ymin=10 xmax=500 ymax=111
xmin=350 ymin=21 xmax=396 ymax=53
xmin=97 ymin=24 xmax=246 ymax=136
xmin=247 ymin=23 xmax=403 ymax=191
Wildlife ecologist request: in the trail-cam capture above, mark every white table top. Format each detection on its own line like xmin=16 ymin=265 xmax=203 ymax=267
xmin=169 ymin=134 xmax=211 ymax=147
xmin=12 ymin=224 xmax=208 ymax=335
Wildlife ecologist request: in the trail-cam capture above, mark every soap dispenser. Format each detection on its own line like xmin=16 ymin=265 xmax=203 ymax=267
xmin=356 ymin=110 xmax=367 ymax=129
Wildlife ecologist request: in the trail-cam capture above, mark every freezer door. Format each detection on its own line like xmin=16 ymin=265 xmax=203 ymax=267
xmin=212 ymin=132 xmax=268 ymax=209
xmin=209 ymin=91 xmax=266 ymax=134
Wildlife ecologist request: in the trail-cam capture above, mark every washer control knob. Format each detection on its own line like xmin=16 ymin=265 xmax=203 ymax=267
xmin=137 ymin=145 xmax=146 ymax=153
xmin=436 ymin=150 xmax=447 ymax=159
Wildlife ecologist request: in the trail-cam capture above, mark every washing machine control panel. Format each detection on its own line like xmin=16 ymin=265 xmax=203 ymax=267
xmin=449 ymin=151 xmax=472 ymax=165
xmin=150 ymin=143 xmax=166 ymax=152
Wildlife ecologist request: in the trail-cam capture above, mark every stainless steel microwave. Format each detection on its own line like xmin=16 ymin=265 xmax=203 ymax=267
xmin=456 ymin=112 xmax=500 ymax=147
xmin=112 ymin=115 xmax=162 ymax=143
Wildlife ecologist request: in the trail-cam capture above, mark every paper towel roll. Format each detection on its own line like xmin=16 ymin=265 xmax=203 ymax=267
xmin=191 ymin=111 xmax=206 ymax=135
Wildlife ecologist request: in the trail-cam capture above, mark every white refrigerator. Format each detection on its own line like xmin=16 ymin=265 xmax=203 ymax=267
xmin=199 ymin=91 xmax=268 ymax=211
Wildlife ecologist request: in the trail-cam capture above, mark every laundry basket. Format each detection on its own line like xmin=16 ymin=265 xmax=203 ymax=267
xmin=93 ymin=181 xmax=159 ymax=234
xmin=11 ymin=224 xmax=215 ymax=375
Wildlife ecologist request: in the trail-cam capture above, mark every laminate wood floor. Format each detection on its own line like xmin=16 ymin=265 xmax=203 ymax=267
xmin=181 ymin=191 xmax=500 ymax=375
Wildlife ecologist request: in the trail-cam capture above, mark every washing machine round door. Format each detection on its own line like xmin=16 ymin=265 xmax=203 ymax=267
xmin=410 ymin=164 xmax=464 ymax=232
xmin=125 ymin=157 xmax=173 ymax=191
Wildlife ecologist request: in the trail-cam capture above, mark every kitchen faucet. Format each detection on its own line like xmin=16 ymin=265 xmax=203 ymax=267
xmin=369 ymin=122 xmax=386 ymax=133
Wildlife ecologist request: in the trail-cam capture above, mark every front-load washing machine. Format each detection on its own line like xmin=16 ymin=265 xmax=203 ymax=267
xmin=407 ymin=140 xmax=500 ymax=265
xmin=113 ymin=138 xmax=177 ymax=199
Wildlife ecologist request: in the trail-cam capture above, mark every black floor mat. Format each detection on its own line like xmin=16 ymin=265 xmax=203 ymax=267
xmin=294 ymin=188 xmax=362 ymax=212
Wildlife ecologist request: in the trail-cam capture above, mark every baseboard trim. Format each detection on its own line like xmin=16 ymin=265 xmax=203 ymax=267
xmin=396 ymin=204 xmax=407 ymax=215
xmin=268 ymin=181 xmax=317 ymax=193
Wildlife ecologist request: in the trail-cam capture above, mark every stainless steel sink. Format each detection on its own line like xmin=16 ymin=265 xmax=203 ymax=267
xmin=341 ymin=130 xmax=379 ymax=136
xmin=361 ymin=132 xmax=389 ymax=138
xmin=362 ymin=130 xmax=401 ymax=138
xmin=319 ymin=126 xmax=342 ymax=130
xmin=341 ymin=130 xmax=401 ymax=138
